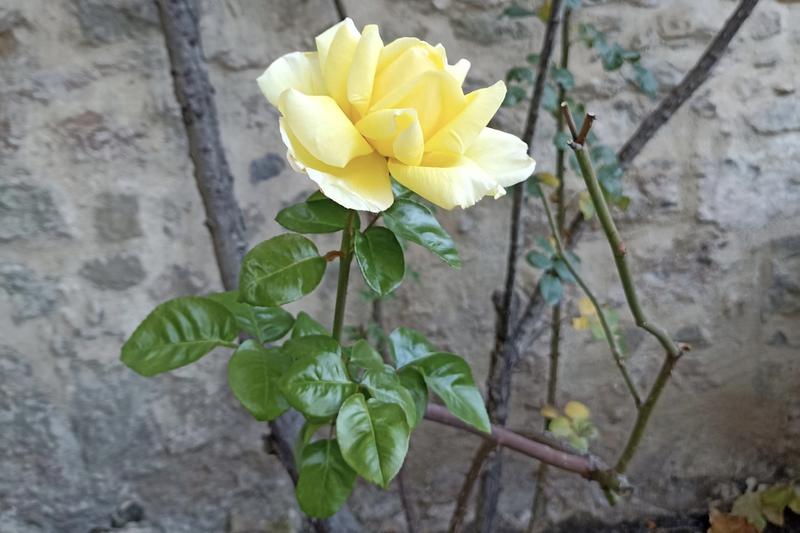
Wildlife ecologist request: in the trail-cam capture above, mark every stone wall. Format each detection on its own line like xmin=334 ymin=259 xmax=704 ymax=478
xmin=1 ymin=0 xmax=798 ymax=532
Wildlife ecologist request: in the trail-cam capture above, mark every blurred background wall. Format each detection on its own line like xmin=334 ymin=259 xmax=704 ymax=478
xmin=1 ymin=0 xmax=798 ymax=531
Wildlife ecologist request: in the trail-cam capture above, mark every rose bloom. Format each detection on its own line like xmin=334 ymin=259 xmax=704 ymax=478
xmin=258 ymin=19 xmax=535 ymax=212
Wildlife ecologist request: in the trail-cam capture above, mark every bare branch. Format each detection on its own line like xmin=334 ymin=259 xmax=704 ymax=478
xmin=154 ymin=2 xmax=360 ymax=531
xmin=508 ymin=0 xmax=761 ymax=371
xmin=472 ymin=2 xmax=566 ymax=530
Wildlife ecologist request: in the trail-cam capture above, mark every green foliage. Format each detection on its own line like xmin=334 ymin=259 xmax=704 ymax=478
xmin=551 ymin=67 xmax=575 ymax=90
xmin=502 ymin=3 xmax=536 ymax=17
xmin=409 ymin=353 xmax=491 ymax=433
xmin=728 ymin=483 xmax=800 ymax=532
xmin=355 ymin=227 xmax=405 ymax=296
xmin=502 ymin=84 xmax=528 ymax=108
xmin=336 ymin=394 xmax=410 ymax=488
xmin=227 ymin=340 xmax=290 ymax=421
xmin=383 ymin=198 xmax=461 ymax=268
xmin=542 ymin=401 xmax=598 ymax=452
xmin=276 ymin=196 xmax=355 ymax=234
xmin=206 ymin=290 xmax=294 ymax=343
xmin=506 ymin=66 xmax=534 ymax=83
xmin=388 ymin=327 xmax=436 ymax=368
xmin=539 ymin=272 xmax=563 ymax=306
xmin=292 ymin=311 xmax=329 ymax=338
xmin=526 ymin=237 xmax=580 ymax=306
xmin=119 ymin=191 xmax=491 ymax=518
xmin=578 ymin=23 xmax=658 ymax=98
xmin=239 ymin=234 xmax=326 ymax=306
xmin=280 ymin=346 xmax=357 ymax=420
xmin=296 ymin=439 xmax=356 ymax=518
xmin=121 ymin=297 xmax=237 ymax=376
xmin=361 ymin=368 xmax=419 ymax=428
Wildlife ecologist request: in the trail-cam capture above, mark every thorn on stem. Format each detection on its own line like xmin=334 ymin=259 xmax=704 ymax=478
xmin=617 ymin=242 xmax=627 ymax=256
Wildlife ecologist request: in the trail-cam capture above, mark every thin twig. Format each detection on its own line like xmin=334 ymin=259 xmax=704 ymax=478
xmin=449 ymin=441 xmax=494 ymax=533
xmin=507 ymin=0 xmax=760 ymax=363
xmin=565 ymin=110 xmax=684 ymax=477
xmin=153 ymin=3 xmax=360 ymax=532
xmin=475 ymin=1 xmax=566 ymax=530
xmin=538 ymin=186 xmax=642 ymax=407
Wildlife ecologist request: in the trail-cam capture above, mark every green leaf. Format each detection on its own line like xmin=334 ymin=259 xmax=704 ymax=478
xmin=527 ymin=251 xmax=554 ymax=270
xmin=578 ymin=23 xmax=603 ymax=48
xmin=121 ymin=297 xmax=237 ymax=377
xmin=503 ymin=3 xmax=536 ymax=17
xmin=539 ymin=273 xmax=563 ymax=306
xmin=306 ymin=191 xmax=328 ymax=202
xmin=526 ymin=53 xmax=540 ymax=65
xmin=206 ymin=291 xmax=294 ymax=343
xmin=761 ymin=485 xmax=795 ymax=526
xmin=354 ymin=227 xmax=405 ymax=296
xmin=501 ymin=84 xmax=527 ymax=108
xmin=553 ymin=259 xmax=576 ymax=283
xmin=410 ymin=353 xmax=490 ymax=433
xmin=398 ymin=367 xmax=428 ymax=428
xmin=239 ymin=234 xmax=326 ymax=307
xmin=361 ymin=368 xmax=419 ymax=427
xmin=294 ymin=420 xmax=324 ymax=469
xmin=541 ymin=83 xmax=559 ymax=113
xmin=564 ymin=250 xmax=581 ymax=266
xmin=633 ymin=64 xmax=658 ymax=98
xmin=599 ymin=43 xmax=627 ymax=71
xmin=388 ymin=327 xmax=436 ymax=368
xmin=349 ymin=340 xmax=385 ymax=372
xmin=564 ymin=0 xmax=582 ymax=8
xmin=383 ymin=199 xmax=461 ymax=268
xmin=506 ymin=66 xmax=534 ymax=83
xmin=336 ymin=393 xmax=410 ymax=488
xmin=598 ymin=163 xmax=624 ymax=200
xmin=280 ymin=348 xmax=357 ymax=419
xmin=282 ymin=335 xmax=340 ymax=362
xmin=548 ymin=416 xmax=573 ymax=438
xmin=551 ymin=67 xmax=575 ymax=90
xmin=292 ymin=311 xmax=329 ymax=338
xmin=276 ymin=199 xmax=352 ymax=234
xmin=391 ymin=179 xmax=415 ymax=199
xmin=296 ymin=439 xmax=356 ymax=518
xmin=227 ymin=340 xmax=290 ymax=421
xmin=732 ymin=491 xmax=768 ymax=532
xmin=535 ymin=236 xmax=556 ymax=255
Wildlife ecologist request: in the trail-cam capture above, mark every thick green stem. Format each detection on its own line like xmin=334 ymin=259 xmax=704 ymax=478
xmin=614 ymin=352 xmax=679 ymax=472
xmin=331 ymin=211 xmax=357 ymax=342
xmin=572 ymin=147 xmax=682 ymax=360
xmin=565 ymin=111 xmax=685 ymax=477
xmin=538 ymin=190 xmax=642 ymax=407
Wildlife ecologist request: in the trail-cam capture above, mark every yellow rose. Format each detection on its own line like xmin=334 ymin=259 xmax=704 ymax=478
xmin=258 ymin=19 xmax=536 ymax=212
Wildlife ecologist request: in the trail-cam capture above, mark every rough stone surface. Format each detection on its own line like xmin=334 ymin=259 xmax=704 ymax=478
xmin=1 ymin=0 xmax=798 ymax=532
xmin=0 ymin=184 xmax=66 ymax=242
xmin=79 ymin=254 xmax=147 ymax=291
xmin=93 ymin=192 xmax=143 ymax=242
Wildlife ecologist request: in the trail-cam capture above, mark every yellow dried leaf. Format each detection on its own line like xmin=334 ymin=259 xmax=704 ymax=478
xmin=564 ymin=400 xmax=590 ymax=422
xmin=572 ymin=316 xmax=589 ymax=330
xmin=536 ymin=172 xmax=560 ymax=188
xmin=540 ymin=405 xmax=559 ymax=419
xmin=578 ymin=296 xmax=596 ymax=317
